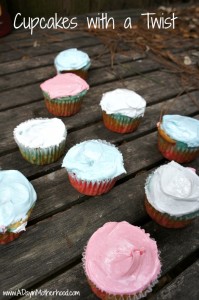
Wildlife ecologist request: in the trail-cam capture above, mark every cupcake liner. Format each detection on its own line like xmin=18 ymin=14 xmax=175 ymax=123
xmin=44 ymin=90 xmax=87 ymax=116
xmin=87 ymin=278 xmax=158 ymax=300
xmin=68 ymin=172 xmax=117 ymax=196
xmin=0 ymin=232 xmax=22 ymax=245
xmin=0 ymin=207 xmax=33 ymax=245
xmin=158 ymin=125 xmax=199 ymax=163
xmin=14 ymin=137 xmax=66 ymax=165
xmin=102 ymin=112 xmax=142 ymax=133
xmin=145 ymin=197 xmax=196 ymax=228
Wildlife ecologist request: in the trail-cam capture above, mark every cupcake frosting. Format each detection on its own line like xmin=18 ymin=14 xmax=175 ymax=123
xmin=100 ymin=89 xmax=146 ymax=118
xmin=14 ymin=118 xmax=67 ymax=148
xmin=40 ymin=73 xmax=89 ymax=99
xmin=62 ymin=140 xmax=126 ymax=181
xmin=84 ymin=221 xmax=161 ymax=295
xmin=0 ymin=170 xmax=37 ymax=232
xmin=160 ymin=115 xmax=199 ymax=147
xmin=54 ymin=48 xmax=91 ymax=72
xmin=145 ymin=161 xmax=199 ymax=216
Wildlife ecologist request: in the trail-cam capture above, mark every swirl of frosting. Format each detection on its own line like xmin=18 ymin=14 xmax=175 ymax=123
xmin=84 ymin=221 xmax=161 ymax=295
xmin=62 ymin=140 xmax=126 ymax=181
xmin=160 ymin=115 xmax=199 ymax=147
xmin=40 ymin=73 xmax=89 ymax=99
xmin=14 ymin=118 xmax=67 ymax=148
xmin=0 ymin=170 xmax=37 ymax=232
xmin=145 ymin=161 xmax=199 ymax=216
xmin=54 ymin=48 xmax=91 ymax=72
xmin=100 ymin=89 xmax=146 ymax=118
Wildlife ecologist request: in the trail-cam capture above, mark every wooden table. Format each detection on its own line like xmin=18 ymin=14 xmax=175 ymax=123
xmin=0 ymin=9 xmax=199 ymax=300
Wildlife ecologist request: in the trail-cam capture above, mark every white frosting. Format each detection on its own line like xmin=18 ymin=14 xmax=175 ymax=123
xmin=145 ymin=161 xmax=199 ymax=216
xmin=14 ymin=118 xmax=67 ymax=148
xmin=100 ymin=89 xmax=146 ymax=118
xmin=0 ymin=170 xmax=37 ymax=233
xmin=62 ymin=140 xmax=126 ymax=181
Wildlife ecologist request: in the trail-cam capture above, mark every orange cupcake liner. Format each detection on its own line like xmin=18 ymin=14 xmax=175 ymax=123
xmin=157 ymin=125 xmax=199 ymax=163
xmin=145 ymin=197 xmax=194 ymax=228
xmin=68 ymin=173 xmax=116 ymax=196
xmin=0 ymin=232 xmax=22 ymax=245
xmin=102 ymin=112 xmax=142 ymax=134
xmin=45 ymin=97 xmax=82 ymax=117
xmin=87 ymin=277 xmax=158 ymax=300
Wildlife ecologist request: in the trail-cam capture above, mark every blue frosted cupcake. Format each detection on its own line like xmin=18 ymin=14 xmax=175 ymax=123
xmin=158 ymin=115 xmax=199 ymax=163
xmin=54 ymin=48 xmax=91 ymax=79
xmin=62 ymin=140 xmax=126 ymax=195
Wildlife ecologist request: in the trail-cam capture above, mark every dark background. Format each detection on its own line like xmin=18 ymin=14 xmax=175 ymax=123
xmin=2 ymin=0 xmax=199 ymax=19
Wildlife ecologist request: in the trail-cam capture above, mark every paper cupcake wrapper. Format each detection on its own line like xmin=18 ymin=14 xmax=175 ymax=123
xmin=102 ymin=112 xmax=142 ymax=133
xmin=0 ymin=231 xmax=22 ymax=245
xmin=0 ymin=207 xmax=34 ymax=245
xmin=67 ymin=172 xmax=117 ymax=196
xmin=15 ymin=138 xmax=66 ymax=165
xmin=158 ymin=126 xmax=199 ymax=163
xmin=44 ymin=90 xmax=88 ymax=116
xmin=145 ymin=197 xmax=196 ymax=228
xmin=86 ymin=278 xmax=159 ymax=300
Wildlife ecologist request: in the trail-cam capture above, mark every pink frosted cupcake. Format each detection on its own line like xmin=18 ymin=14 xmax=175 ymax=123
xmin=145 ymin=161 xmax=199 ymax=228
xmin=62 ymin=140 xmax=126 ymax=196
xmin=83 ymin=221 xmax=161 ymax=299
xmin=40 ymin=73 xmax=89 ymax=116
xmin=100 ymin=89 xmax=146 ymax=133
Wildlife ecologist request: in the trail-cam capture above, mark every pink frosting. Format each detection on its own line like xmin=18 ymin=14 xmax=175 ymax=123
xmin=40 ymin=73 xmax=89 ymax=99
xmin=84 ymin=221 xmax=161 ymax=295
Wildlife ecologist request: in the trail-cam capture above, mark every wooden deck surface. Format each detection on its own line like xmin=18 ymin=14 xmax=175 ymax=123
xmin=0 ymin=8 xmax=199 ymax=300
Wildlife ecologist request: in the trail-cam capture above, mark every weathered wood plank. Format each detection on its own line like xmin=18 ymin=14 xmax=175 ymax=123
xmin=0 ymin=57 xmax=161 ymax=92
xmin=150 ymin=260 xmax=199 ymax=300
xmin=0 ymin=36 xmax=100 ymax=64
xmin=0 ymin=30 xmax=98 ymax=53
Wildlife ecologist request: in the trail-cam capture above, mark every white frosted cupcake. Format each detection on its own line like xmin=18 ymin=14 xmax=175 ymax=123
xmin=100 ymin=88 xmax=146 ymax=133
xmin=54 ymin=48 xmax=91 ymax=79
xmin=14 ymin=118 xmax=67 ymax=165
xmin=62 ymin=139 xmax=126 ymax=195
xmin=145 ymin=161 xmax=199 ymax=228
xmin=0 ymin=170 xmax=37 ymax=244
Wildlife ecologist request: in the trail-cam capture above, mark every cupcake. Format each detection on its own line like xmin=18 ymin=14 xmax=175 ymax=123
xmin=145 ymin=161 xmax=199 ymax=228
xmin=157 ymin=115 xmax=199 ymax=163
xmin=0 ymin=170 xmax=37 ymax=244
xmin=83 ymin=221 xmax=161 ymax=300
xmin=54 ymin=48 xmax=91 ymax=79
xmin=14 ymin=118 xmax=67 ymax=165
xmin=100 ymin=89 xmax=146 ymax=133
xmin=62 ymin=140 xmax=126 ymax=196
xmin=40 ymin=73 xmax=89 ymax=116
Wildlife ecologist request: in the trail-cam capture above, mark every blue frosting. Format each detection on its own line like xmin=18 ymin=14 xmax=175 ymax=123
xmin=54 ymin=48 xmax=91 ymax=72
xmin=161 ymin=115 xmax=199 ymax=147
xmin=62 ymin=140 xmax=126 ymax=181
